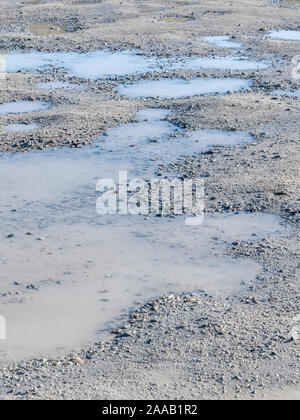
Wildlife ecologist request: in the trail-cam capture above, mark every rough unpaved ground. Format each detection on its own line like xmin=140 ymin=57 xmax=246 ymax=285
xmin=0 ymin=0 xmax=299 ymax=400
xmin=0 ymin=0 xmax=299 ymax=153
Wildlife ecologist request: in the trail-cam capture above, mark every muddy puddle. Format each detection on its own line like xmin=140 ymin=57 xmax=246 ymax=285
xmin=268 ymin=30 xmax=300 ymax=40
xmin=118 ymin=78 xmax=251 ymax=98
xmin=4 ymin=50 xmax=269 ymax=80
xmin=26 ymin=22 xmax=66 ymax=36
xmin=0 ymin=108 xmax=292 ymax=361
xmin=0 ymin=109 xmax=253 ymax=194
xmin=0 ymin=213 xmax=290 ymax=361
xmin=0 ymin=101 xmax=49 ymax=114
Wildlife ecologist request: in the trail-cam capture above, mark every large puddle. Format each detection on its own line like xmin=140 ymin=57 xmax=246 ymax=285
xmin=0 ymin=109 xmax=253 ymax=194
xmin=118 ymin=78 xmax=251 ymax=98
xmin=4 ymin=50 xmax=268 ymax=79
xmin=0 ymin=214 xmax=289 ymax=361
xmin=0 ymin=101 xmax=49 ymax=114
xmin=0 ymin=109 xmax=291 ymax=361
xmin=268 ymin=30 xmax=300 ymax=41
xmin=4 ymin=50 xmax=160 ymax=79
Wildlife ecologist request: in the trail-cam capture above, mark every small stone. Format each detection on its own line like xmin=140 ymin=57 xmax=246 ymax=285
xmin=71 ymin=356 xmax=84 ymax=365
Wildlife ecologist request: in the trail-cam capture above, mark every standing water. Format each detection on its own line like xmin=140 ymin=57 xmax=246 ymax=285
xmin=267 ymin=30 xmax=300 ymax=41
xmin=4 ymin=50 xmax=269 ymax=79
xmin=0 ymin=101 xmax=49 ymax=114
xmin=0 ymin=109 xmax=291 ymax=361
xmin=118 ymin=78 xmax=251 ymax=98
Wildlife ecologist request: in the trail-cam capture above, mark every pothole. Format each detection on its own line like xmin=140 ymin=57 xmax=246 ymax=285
xmin=0 ymin=101 xmax=49 ymax=114
xmin=267 ymin=30 xmax=300 ymax=40
xmin=0 ymin=107 xmax=292 ymax=361
xmin=171 ymin=55 xmax=269 ymax=71
xmin=26 ymin=22 xmax=66 ymax=36
xmin=4 ymin=50 xmax=269 ymax=79
xmin=118 ymin=78 xmax=251 ymax=98
xmin=5 ymin=50 xmax=160 ymax=79
xmin=0 ymin=213 xmax=290 ymax=361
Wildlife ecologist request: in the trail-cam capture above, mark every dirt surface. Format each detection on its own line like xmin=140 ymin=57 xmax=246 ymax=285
xmin=0 ymin=0 xmax=299 ymax=400
xmin=0 ymin=0 xmax=299 ymax=153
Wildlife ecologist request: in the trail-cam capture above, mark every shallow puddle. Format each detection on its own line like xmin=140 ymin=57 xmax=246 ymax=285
xmin=118 ymin=78 xmax=251 ymax=98
xmin=0 ymin=101 xmax=49 ymax=114
xmin=172 ymin=56 xmax=269 ymax=71
xmin=203 ymin=36 xmax=243 ymax=48
xmin=4 ymin=50 xmax=268 ymax=79
xmin=267 ymin=30 xmax=300 ymax=40
xmin=3 ymin=123 xmax=39 ymax=132
xmin=0 ymin=108 xmax=291 ymax=361
xmin=0 ymin=109 xmax=253 ymax=189
xmin=5 ymin=50 xmax=160 ymax=79
xmin=27 ymin=22 xmax=66 ymax=36
xmin=273 ymin=89 xmax=300 ymax=98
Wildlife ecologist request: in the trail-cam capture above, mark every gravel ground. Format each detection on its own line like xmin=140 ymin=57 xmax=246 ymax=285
xmin=0 ymin=0 xmax=299 ymax=400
